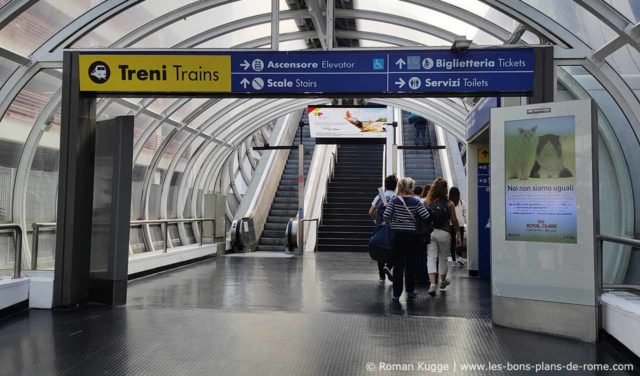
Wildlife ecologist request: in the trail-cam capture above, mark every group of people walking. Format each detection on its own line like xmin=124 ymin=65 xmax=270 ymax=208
xmin=369 ymin=175 xmax=466 ymax=301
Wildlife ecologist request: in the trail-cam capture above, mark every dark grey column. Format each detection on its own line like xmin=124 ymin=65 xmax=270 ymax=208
xmin=89 ymin=116 xmax=133 ymax=305
xmin=54 ymin=51 xmax=96 ymax=307
xmin=530 ymin=46 xmax=555 ymax=104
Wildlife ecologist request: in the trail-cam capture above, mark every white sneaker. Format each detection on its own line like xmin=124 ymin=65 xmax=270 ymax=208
xmin=378 ymin=278 xmax=385 ymax=284
xmin=428 ymin=284 xmax=437 ymax=296
xmin=456 ymin=259 xmax=465 ymax=267
xmin=439 ymin=279 xmax=451 ymax=290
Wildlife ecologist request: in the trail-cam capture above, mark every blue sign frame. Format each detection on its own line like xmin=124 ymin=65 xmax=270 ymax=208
xmin=76 ymin=46 xmax=544 ymax=97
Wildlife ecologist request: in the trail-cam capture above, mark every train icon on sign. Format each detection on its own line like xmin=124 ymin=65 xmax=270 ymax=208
xmin=88 ymin=61 xmax=110 ymax=84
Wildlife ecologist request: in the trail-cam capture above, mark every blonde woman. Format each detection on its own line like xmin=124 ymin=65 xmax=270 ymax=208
xmin=383 ymin=177 xmax=431 ymax=301
xmin=424 ymin=178 xmax=461 ymax=296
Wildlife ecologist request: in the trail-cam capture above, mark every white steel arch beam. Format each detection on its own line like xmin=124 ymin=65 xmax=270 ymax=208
xmin=112 ymin=0 xmax=238 ymax=48
xmin=0 ymin=0 xmax=36 ymax=30
xmin=574 ymin=0 xmax=639 ymax=41
xmin=33 ymin=0 xmax=142 ymax=61
xmin=174 ymin=10 xmax=308 ymax=48
xmin=402 ymin=0 xmax=513 ymax=42
xmin=483 ymin=0 xmax=640 ymax=138
xmin=334 ymin=9 xmax=459 ymax=43
xmin=158 ymin=99 xmax=249 ymax=220
xmin=480 ymin=0 xmax=582 ymax=50
xmin=334 ymin=31 xmax=423 ymax=47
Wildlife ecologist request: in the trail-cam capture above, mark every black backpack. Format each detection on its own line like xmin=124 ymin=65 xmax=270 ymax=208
xmin=429 ymin=200 xmax=449 ymax=228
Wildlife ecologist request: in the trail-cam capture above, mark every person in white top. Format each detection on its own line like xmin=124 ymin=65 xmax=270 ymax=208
xmin=449 ymin=187 xmax=466 ymax=267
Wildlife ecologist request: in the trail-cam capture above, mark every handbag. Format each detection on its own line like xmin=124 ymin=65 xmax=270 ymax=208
xmin=368 ymin=199 xmax=394 ymax=261
xmin=368 ymin=224 xmax=392 ymax=262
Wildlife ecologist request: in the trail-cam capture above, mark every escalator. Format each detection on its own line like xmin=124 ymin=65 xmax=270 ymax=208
xmin=257 ymin=123 xmax=314 ymax=251
xmin=402 ymin=112 xmax=439 ymax=189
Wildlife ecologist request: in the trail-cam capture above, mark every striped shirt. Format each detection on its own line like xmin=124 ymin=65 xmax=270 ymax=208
xmin=383 ymin=196 xmax=430 ymax=232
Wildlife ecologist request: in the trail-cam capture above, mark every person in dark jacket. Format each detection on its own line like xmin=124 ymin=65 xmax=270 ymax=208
xmin=369 ymin=175 xmax=397 ymax=283
xmin=383 ymin=177 xmax=430 ymax=301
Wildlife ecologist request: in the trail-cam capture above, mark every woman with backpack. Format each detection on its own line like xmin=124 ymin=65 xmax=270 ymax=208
xmin=383 ymin=177 xmax=431 ymax=302
xmin=423 ymin=178 xmax=461 ymax=296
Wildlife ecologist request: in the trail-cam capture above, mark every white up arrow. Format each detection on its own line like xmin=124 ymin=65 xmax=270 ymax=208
xmin=395 ymin=58 xmax=406 ymax=69
xmin=240 ymin=60 xmax=250 ymax=70
xmin=240 ymin=78 xmax=250 ymax=88
xmin=395 ymin=78 xmax=406 ymax=89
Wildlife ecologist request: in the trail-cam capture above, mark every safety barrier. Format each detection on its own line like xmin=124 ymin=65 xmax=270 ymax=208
xmin=30 ymin=218 xmax=216 ymax=269
xmin=0 ymin=224 xmax=22 ymax=279
xmin=598 ymin=234 xmax=640 ymax=292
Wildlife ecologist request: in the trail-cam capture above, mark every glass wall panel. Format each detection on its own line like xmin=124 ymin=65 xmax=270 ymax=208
xmin=0 ymin=70 xmax=60 ymax=269
xmin=604 ymin=0 xmax=640 ymax=23
xmin=0 ymin=0 xmax=102 ymax=56
xmin=559 ymin=65 xmax=637 ymax=285
xmin=605 ymin=46 xmax=640 ymax=102
xmin=355 ymin=20 xmax=449 ymax=46
xmin=353 ymin=0 xmax=501 ymax=44
xmin=26 ymin=106 xmax=61 ymax=270
xmin=132 ymin=0 xmax=273 ymax=48
xmin=73 ymin=0 xmax=197 ymax=48
xmin=0 ymin=56 xmax=19 ymax=90
xmin=521 ymin=0 xmax=617 ymax=49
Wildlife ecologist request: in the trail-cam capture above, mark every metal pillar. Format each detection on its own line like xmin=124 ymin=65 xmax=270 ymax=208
xmin=297 ymin=121 xmax=305 ymax=255
xmin=54 ymin=51 xmax=96 ymax=307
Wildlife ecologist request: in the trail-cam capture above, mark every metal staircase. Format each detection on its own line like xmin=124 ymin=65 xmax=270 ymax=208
xmin=317 ymin=144 xmax=383 ymax=252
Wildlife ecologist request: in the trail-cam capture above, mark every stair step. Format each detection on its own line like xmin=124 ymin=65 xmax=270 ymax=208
xmin=316 ymin=244 xmax=369 ymax=252
xmin=318 ymin=231 xmax=372 ymax=239
xmin=257 ymin=245 xmax=285 ymax=252
xmin=264 ymin=223 xmax=287 ymax=231
xmin=317 ymin=238 xmax=370 ymax=246
xmin=269 ymin=209 xmax=298 ymax=217
xmin=271 ymin=203 xmax=298 ymax=210
xmin=259 ymin=238 xmax=285 ymax=246
xmin=261 ymin=230 xmax=285 ymax=239
xmin=318 ymin=225 xmax=374 ymax=232
xmin=266 ymin=216 xmax=291 ymax=223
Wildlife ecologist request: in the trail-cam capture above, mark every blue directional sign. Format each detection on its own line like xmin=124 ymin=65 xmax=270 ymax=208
xmin=77 ymin=47 xmax=540 ymax=96
xmin=230 ymin=48 xmax=536 ymax=95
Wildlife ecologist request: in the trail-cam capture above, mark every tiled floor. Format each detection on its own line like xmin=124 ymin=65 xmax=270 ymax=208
xmin=0 ymin=252 xmax=638 ymax=375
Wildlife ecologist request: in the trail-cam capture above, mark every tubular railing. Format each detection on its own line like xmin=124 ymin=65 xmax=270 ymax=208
xmin=129 ymin=218 xmax=216 ymax=253
xmin=598 ymin=234 xmax=640 ymax=292
xmin=0 ymin=224 xmax=22 ymax=279
xmin=31 ymin=222 xmax=56 ymax=270
xmin=30 ymin=218 xmax=217 ymax=269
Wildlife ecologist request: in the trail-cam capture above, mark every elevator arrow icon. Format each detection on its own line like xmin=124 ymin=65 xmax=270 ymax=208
xmin=240 ymin=60 xmax=250 ymax=70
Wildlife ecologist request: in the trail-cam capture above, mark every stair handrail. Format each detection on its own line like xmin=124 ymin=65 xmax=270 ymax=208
xmin=302 ymin=144 xmax=338 ymax=252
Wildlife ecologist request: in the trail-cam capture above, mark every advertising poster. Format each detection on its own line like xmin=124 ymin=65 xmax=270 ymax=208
xmin=504 ymin=115 xmax=577 ymax=243
xmin=308 ymin=106 xmax=387 ymax=139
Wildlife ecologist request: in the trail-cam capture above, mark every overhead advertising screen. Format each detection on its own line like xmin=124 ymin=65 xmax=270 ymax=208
xmin=307 ymin=106 xmax=388 ymax=140
xmin=504 ymin=115 xmax=577 ymax=243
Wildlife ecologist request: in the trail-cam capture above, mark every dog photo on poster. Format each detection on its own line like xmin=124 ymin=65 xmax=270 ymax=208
xmin=504 ymin=115 xmax=577 ymax=244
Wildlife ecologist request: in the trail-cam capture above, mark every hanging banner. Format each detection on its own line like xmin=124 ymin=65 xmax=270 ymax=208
xmin=504 ymin=115 xmax=577 ymax=243
xmin=307 ymin=106 xmax=388 ymax=139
